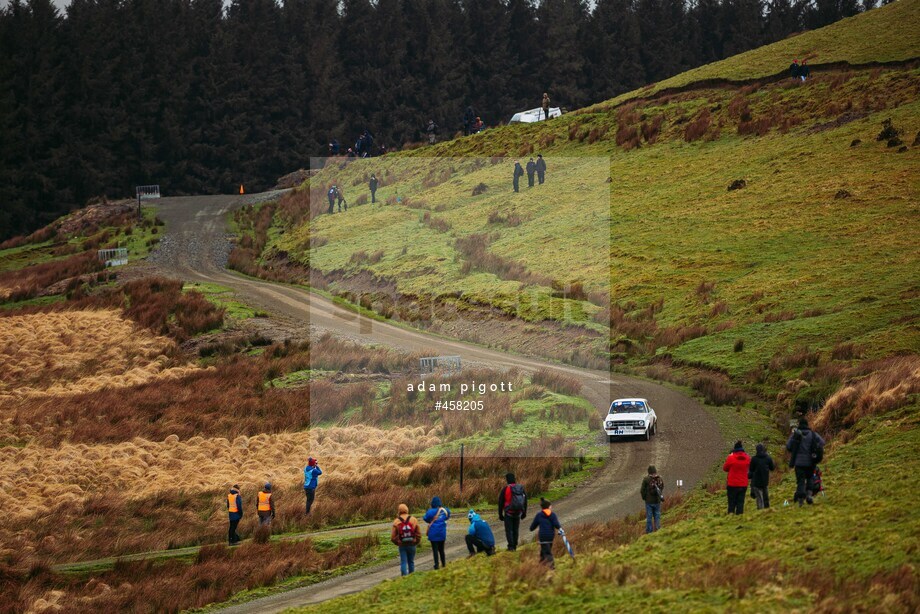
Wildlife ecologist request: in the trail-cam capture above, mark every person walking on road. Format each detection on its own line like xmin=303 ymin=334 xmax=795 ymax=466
xmin=257 ymin=482 xmax=275 ymax=526
xmin=498 ymin=472 xmax=527 ymax=551
xmin=227 ymin=484 xmax=243 ymax=545
xmin=640 ymin=465 xmax=664 ymax=533
xmin=465 ymin=509 xmax=496 ymax=557
xmin=535 ymin=154 xmax=546 ymax=184
xmin=391 ymin=504 xmax=421 ymax=576
xmin=787 ymin=418 xmax=826 ymax=506
xmin=423 ymin=496 xmax=451 ymax=569
xmin=748 ymin=443 xmax=776 ymax=509
xmin=723 ymin=441 xmax=751 ymax=515
xmin=512 ymin=161 xmax=524 ymax=193
xmin=542 ymin=92 xmax=551 ymax=120
xmin=303 ymin=457 xmax=322 ymax=515
xmin=529 ymin=498 xmax=562 ymax=569
xmin=369 ymin=174 xmax=379 ymax=204
xmin=526 ymin=157 xmax=536 ymax=187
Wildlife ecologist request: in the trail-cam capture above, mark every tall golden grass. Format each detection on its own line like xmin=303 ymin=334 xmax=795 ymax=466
xmin=0 ymin=310 xmax=200 ymax=402
xmin=6 ymin=535 xmax=377 ymax=614
xmin=813 ymin=355 xmax=920 ymax=435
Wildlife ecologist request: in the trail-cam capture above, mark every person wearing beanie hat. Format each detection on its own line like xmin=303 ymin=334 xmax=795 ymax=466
xmin=226 ymin=484 xmax=243 ymax=545
xmin=423 ymin=496 xmax=451 ymax=569
xmin=640 ymin=465 xmax=664 ymax=532
xmin=748 ymin=443 xmax=776 ymax=509
xmin=789 ymin=59 xmax=801 ymax=80
xmin=498 ymin=472 xmax=527 ymax=551
xmin=723 ymin=441 xmax=751 ymax=514
xmin=257 ymin=482 xmax=275 ymax=526
xmin=465 ymin=509 xmax=496 ymax=557
xmin=529 ymin=498 xmax=562 ymax=569
xmin=787 ymin=418 xmax=826 ymax=506
xmin=303 ymin=457 xmax=323 ymax=515
xmin=391 ymin=503 xmax=421 ymax=576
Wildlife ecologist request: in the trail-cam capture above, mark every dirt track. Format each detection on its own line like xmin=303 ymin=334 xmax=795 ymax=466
xmin=148 ymin=192 xmax=723 ymax=611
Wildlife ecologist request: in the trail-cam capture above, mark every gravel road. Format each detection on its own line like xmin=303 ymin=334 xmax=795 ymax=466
xmin=148 ymin=191 xmax=723 ymax=611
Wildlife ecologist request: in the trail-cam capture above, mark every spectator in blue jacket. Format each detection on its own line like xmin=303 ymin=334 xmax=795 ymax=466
xmin=529 ymin=498 xmax=562 ymax=568
xmin=423 ymin=496 xmax=451 ymax=569
xmin=303 ymin=457 xmax=323 ymax=515
xmin=226 ymin=484 xmax=243 ymax=546
xmin=465 ymin=510 xmax=495 ymax=557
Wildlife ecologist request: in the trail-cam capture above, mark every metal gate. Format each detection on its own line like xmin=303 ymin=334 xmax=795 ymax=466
xmin=419 ymin=355 xmax=462 ymax=374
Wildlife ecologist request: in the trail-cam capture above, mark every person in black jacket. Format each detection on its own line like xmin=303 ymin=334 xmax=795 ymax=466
xmin=498 ymin=472 xmax=527 ymax=551
xmin=529 ymin=498 xmax=562 ymax=568
xmin=748 ymin=443 xmax=776 ymax=509
xmin=526 ymin=158 xmax=536 ymax=187
xmin=786 ymin=418 xmax=826 ymax=506
xmin=789 ymin=59 xmax=801 ymax=80
xmin=327 ymin=185 xmax=337 ymax=214
xmin=535 ymin=154 xmax=546 ymax=184
xmin=512 ymin=161 xmax=524 ymax=193
xmin=369 ymin=174 xmax=378 ymax=204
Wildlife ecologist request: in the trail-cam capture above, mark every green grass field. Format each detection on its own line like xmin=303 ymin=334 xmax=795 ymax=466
xmin=274 ymin=64 xmax=918 ymax=386
xmin=306 ymin=402 xmax=920 ymax=613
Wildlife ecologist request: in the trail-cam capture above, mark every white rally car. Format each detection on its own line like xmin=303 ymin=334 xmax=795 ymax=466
xmin=604 ymin=398 xmax=658 ymax=442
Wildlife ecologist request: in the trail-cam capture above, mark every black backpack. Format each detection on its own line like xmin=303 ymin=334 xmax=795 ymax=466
xmin=506 ymin=484 xmax=526 ymax=515
xmin=810 ymin=436 xmax=824 ymax=465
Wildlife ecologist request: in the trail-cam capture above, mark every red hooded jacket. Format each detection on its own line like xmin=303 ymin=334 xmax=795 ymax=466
xmin=723 ymin=450 xmax=751 ymax=487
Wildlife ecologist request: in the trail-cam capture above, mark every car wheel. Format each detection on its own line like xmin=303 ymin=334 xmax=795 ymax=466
xmin=644 ymin=428 xmax=650 ymax=441
xmin=652 ymin=421 xmax=657 ymax=436
xmin=608 ymin=435 xmax=615 ymax=443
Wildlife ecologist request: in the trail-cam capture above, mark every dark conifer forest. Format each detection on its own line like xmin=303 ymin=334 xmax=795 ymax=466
xmin=0 ymin=0 xmax=877 ymax=239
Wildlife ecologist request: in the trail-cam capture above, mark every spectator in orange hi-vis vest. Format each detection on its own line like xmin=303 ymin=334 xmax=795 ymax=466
xmin=257 ymin=483 xmax=275 ymax=526
xmin=227 ymin=484 xmax=243 ymax=545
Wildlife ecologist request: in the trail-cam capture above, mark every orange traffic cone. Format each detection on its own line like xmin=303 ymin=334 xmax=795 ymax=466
xmin=239 ymin=184 xmax=245 ymax=195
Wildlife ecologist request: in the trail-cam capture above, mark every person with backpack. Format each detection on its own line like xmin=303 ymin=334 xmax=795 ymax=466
xmin=723 ymin=441 xmax=751 ymax=515
xmin=257 ymin=482 xmax=275 ymax=526
xmin=227 ymin=484 xmax=243 ymax=546
xmin=748 ymin=443 xmax=776 ymax=510
xmin=498 ymin=472 xmax=527 ymax=551
xmin=640 ymin=465 xmax=664 ymax=533
xmin=512 ymin=161 xmax=524 ymax=193
xmin=786 ymin=418 xmax=826 ymax=506
xmin=423 ymin=496 xmax=451 ymax=569
xmin=526 ymin=158 xmax=536 ymax=187
xmin=327 ymin=185 xmax=337 ymax=214
xmin=541 ymin=92 xmax=551 ymax=120
xmin=391 ymin=503 xmax=421 ymax=576
xmin=529 ymin=498 xmax=562 ymax=569
xmin=302 ymin=457 xmax=322 ymax=515
xmin=465 ymin=509 xmax=496 ymax=557
xmin=535 ymin=154 xmax=546 ymax=184
xmin=369 ymin=174 xmax=379 ymax=204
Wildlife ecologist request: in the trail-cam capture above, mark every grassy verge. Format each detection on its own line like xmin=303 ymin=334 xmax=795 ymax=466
xmin=308 ymin=403 xmax=920 ymax=612
xmin=184 ymin=281 xmax=267 ymax=320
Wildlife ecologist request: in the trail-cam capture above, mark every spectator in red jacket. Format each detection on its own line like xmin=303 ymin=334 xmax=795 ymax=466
xmin=723 ymin=441 xmax=751 ymax=515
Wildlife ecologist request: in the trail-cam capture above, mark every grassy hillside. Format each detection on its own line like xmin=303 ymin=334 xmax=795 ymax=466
xmin=590 ymin=0 xmax=920 ymax=110
xmin=310 ymin=399 xmax=919 ymax=613
xmin=255 ymin=0 xmax=919 ymax=411
xmin=247 ymin=9 xmax=920 ymax=608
